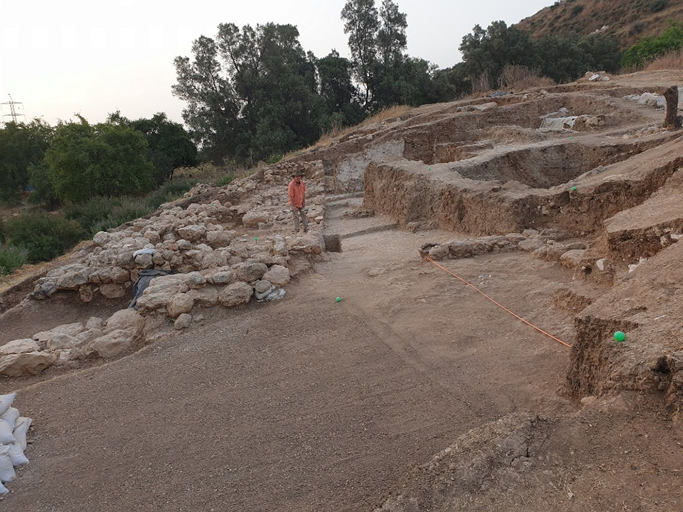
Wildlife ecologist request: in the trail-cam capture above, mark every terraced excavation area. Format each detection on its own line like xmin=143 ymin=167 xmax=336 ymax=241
xmin=1 ymin=70 xmax=682 ymax=511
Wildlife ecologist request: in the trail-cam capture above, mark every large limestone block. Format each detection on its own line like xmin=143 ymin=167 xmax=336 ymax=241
xmin=0 ymin=352 xmax=57 ymax=377
xmin=263 ymin=265 xmax=290 ymax=287
xmin=34 ymin=322 xmax=85 ymax=344
xmin=190 ymin=287 xmax=219 ymax=307
xmin=167 ymin=293 xmax=196 ymax=318
xmin=56 ymin=265 xmax=90 ymax=290
xmin=105 ymin=309 xmax=145 ymax=336
xmin=206 ymin=230 xmax=234 ymax=249
xmin=177 ymin=225 xmax=207 ymax=242
xmin=242 ymin=211 xmax=270 ymax=228
xmin=0 ymin=339 xmax=40 ymax=356
xmin=88 ymin=330 xmax=133 ymax=358
xmin=235 ymin=261 xmax=268 ymax=282
xmin=219 ymin=282 xmax=254 ymax=307
xmin=99 ymin=283 xmax=126 ymax=299
xmin=209 ymin=268 xmax=236 ymax=285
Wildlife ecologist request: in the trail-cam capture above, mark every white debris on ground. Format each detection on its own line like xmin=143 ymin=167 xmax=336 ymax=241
xmin=539 ymin=107 xmax=579 ymax=131
xmin=0 ymin=394 xmax=32 ymax=495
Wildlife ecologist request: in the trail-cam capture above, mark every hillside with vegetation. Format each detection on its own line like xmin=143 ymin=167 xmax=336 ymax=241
xmin=515 ymin=0 xmax=683 ymax=47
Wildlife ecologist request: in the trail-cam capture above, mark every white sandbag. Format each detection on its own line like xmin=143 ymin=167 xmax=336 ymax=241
xmin=0 ymin=481 xmax=8 ymax=495
xmin=1 ymin=407 xmax=20 ymax=428
xmin=0 ymin=445 xmax=15 ymax=483
xmin=7 ymin=442 xmax=28 ymax=466
xmin=0 ymin=420 xmax=16 ymax=445
xmin=13 ymin=417 xmax=31 ymax=451
xmin=0 ymin=393 xmax=15 ymax=417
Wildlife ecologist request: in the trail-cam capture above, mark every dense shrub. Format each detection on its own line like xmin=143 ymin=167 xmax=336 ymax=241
xmin=64 ymin=178 xmax=196 ymax=235
xmin=4 ymin=211 xmax=84 ymax=263
xmin=65 ymin=196 xmax=153 ymax=236
xmin=0 ymin=244 xmax=28 ymax=276
xmin=622 ymin=21 xmax=683 ymax=68
xmin=145 ymin=178 xmax=197 ymax=209
xmin=216 ymin=175 xmax=234 ymax=187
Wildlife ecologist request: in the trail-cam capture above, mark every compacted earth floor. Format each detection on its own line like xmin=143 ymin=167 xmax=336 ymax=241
xmin=0 ymin=209 xmax=680 ymax=511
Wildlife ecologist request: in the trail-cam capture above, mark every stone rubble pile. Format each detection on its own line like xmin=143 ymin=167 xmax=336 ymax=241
xmin=0 ymin=161 xmax=330 ymax=378
xmin=420 ymin=229 xmax=579 ymax=261
xmin=0 ymin=393 xmax=32 ymax=495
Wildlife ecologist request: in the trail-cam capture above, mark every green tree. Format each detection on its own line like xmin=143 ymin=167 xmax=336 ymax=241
xmin=535 ymin=35 xmax=586 ymax=83
xmin=44 ymin=117 xmax=155 ymax=203
xmin=341 ymin=0 xmax=380 ymax=106
xmin=316 ymin=50 xmax=363 ymax=129
xmin=0 ymin=120 xmax=53 ymax=203
xmin=342 ymin=0 xmax=434 ymax=111
xmin=459 ymin=21 xmax=537 ymax=90
xmin=110 ymin=112 xmax=199 ymax=184
xmin=173 ymin=22 xmax=323 ymax=165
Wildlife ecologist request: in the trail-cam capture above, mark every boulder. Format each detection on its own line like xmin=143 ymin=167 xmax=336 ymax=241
xmin=177 ymin=224 xmax=207 ymax=242
xmin=0 ymin=352 xmax=57 ymax=377
xmin=167 ymin=292 xmax=195 ymax=318
xmin=518 ymin=238 xmax=545 ymax=252
xmin=428 ymin=244 xmax=449 ymax=260
xmin=206 ymin=230 xmax=234 ymax=249
xmin=34 ymin=322 xmax=85 ymax=345
xmin=235 ymin=261 xmax=268 ymax=282
xmin=174 ymin=314 xmax=193 ymax=330
xmin=99 ymin=283 xmax=126 ymax=299
xmin=93 ymin=231 xmax=111 ymax=246
xmin=263 ymin=265 xmax=290 ymax=287
xmin=189 ymin=287 xmax=219 ymax=307
xmin=219 ymin=282 xmax=254 ymax=307
xmin=56 ymin=266 xmax=90 ymax=290
xmin=134 ymin=253 xmax=154 ymax=269
xmin=88 ymin=330 xmax=134 ymax=358
xmin=0 ymin=339 xmax=40 ymax=356
xmin=209 ymin=268 xmax=236 ymax=285
xmin=105 ymin=309 xmax=145 ymax=337
xmin=242 ymin=211 xmax=270 ymax=228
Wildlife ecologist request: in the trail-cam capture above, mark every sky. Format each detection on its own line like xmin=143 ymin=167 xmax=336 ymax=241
xmin=0 ymin=0 xmax=553 ymax=127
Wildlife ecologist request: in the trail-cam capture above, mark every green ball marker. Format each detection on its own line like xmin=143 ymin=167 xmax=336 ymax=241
xmin=614 ymin=331 xmax=625 ymax=342
xmin=428 ymin=167 xmax=432 ymax=171
xmin=254 ymin=237 xmax=258 ymax=241
xmin=571 ymin=186 xmax=577 ymax=191
xmin=336 ymin=297 xmax=341 ymax=302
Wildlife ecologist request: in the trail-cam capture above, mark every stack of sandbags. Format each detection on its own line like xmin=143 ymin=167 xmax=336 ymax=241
xmin=0 ymin=393 xmax=32 ymax=495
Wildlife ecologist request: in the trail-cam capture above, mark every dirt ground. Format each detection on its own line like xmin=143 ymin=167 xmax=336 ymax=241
xmin=2 ymin=71 xmax=683 ymax=511
xmin=1 ymin=204 xmax=679 ymax=511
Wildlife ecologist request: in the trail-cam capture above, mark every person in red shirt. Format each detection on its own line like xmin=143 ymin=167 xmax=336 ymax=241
xmin=288 ymin=171 xmax=309 ymax=233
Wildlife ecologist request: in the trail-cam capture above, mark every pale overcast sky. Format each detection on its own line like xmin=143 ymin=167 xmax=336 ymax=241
xmin=0 ymin=0 xmax=552 ymax=126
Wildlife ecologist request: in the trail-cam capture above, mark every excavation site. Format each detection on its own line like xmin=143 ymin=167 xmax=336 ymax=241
xmin=0 ymin=69 xmax=682 ymax=511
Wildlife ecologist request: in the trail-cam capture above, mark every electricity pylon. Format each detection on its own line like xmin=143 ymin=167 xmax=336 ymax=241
xmin=1 ymin=94 xmax=25 ymax=124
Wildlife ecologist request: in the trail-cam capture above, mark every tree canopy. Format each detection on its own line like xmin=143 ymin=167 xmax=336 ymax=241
xmin=173 ymin=22 xmax=323 ymax=165
xmin=0 ymin=120 xmax=53 ymax=203
xmin=44 ymin=117 xmax=156 ymax=204
xmin=109 ymin=112 xmax=199 ymax=184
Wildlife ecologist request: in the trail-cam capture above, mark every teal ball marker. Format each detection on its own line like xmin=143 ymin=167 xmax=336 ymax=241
xmin=614 ymin=331 xmax=625 ymax=342
xmin=336 ymin=297 xmax=341 ymax=302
